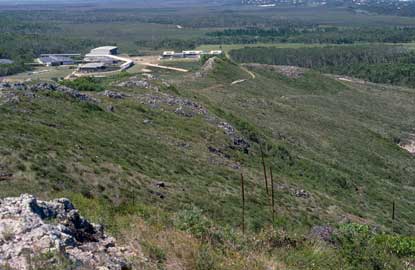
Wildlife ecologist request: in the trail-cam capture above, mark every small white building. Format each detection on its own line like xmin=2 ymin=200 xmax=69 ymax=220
xmin=182 ymin=50 xmax=203 ymax=58
xmin=209 ymin=50 xmax=223 ymax=55
xmin=160 ymin=50 xmax=223 ymax=60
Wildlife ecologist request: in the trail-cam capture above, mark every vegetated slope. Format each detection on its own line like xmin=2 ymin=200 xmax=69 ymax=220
xmin=0 ymin=58 xmax=415 ymax=268
xmin=172 ymin=58 xmax=415 ymax=234
xmin=229 ymin=45 xmax=415 ymax=88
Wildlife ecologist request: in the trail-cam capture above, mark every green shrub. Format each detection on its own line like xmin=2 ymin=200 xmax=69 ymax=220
xmin=142 ymin=241 xmax=166 ymax=264
xmin=196 ymin=245 xmax=220 ymax=270
xmin=61 ymin=77 xmax=104 ymax=92
xmin=335 ymin=223 xmax=404 ymax=269
xmin=174 ymin=206 xmax=212 ymax=239
xmin=375 ymin=234 xmax=415 ymax=258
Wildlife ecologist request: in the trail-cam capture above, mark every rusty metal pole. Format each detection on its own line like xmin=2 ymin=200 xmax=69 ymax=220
xmin=260 ymin=145 xmax=269 ymax=196
xmin=392 ymin=200 xmax=396 ymax=233
xmin=241 ymin=173 xmax=245 ymax=234
xmin=270 ymin=166 xmax=275 ymax=224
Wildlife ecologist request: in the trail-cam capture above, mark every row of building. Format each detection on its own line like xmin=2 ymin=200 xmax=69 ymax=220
xmin=34 ymin=46 xmax=222 ymax=73
xmin=36 ymin=46 xmax=125 ymax=73
xmin=160 ymin=50 xmax=223 ymax=59
xmin=37 ymin=46 xmax=119 ymax=67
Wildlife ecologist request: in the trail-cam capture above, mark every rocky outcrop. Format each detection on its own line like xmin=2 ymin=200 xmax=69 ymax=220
xmin=0 ymin=194 xmax=131 ymax=270
xmin=137 ymin=92 xmax=250 ymax=153
xmin=117 ymin=76 xmax=158 ymax=91
xmin=103 ymin=90 xmax=127 ymax=99
xmin=243 ymin=64 xmax=305 ymax=78
xmin=195 ymin=57 xmax=219 ymax=78
xmin=0 ymin=82 xmax=98 ymax=104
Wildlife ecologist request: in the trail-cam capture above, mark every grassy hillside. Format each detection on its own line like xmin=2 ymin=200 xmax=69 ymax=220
xmin=1 ymin=59 xmax=415 ymax=269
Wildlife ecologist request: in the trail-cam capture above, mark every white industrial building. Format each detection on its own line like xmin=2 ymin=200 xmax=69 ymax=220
xmin=87 ymin=46 xmax=118 ymax=57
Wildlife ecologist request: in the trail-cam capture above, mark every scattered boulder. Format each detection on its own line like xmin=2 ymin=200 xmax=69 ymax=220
xmin=0 ymin=194 xmax=131 ymax=270
xmin=295 ymin=189 xmax=310 ymax=198
xmin=155 ymin=181 xmax=166 ymax=188
xmin=142 ymin=73 xmax=155 ymax=80
xmin=218 ymin=122 xmax=250 ymax=153
xmin=107 ymin=105 xmax=115 ymax=112
xmin=0 ymin=173 xmax=13 ymax=181
xmin=149 ymin=190 xmax=165 ymax=199
xmin=208 ymin=146 xmax=231 ymax=159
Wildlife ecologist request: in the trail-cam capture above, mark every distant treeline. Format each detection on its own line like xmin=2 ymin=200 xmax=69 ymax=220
xmin=136 ymin=26 xmax=415 ymax=51
xmin=207 ymin=27 xmax=415 ymax=44
xmin=5 ymin=9 xmax=303 ymax=29
xmin=0 ymin=17 xmax=99 ymax=76
xmin=356 ymin=3 xmax=415 ymax=17
xmin=134 ymin=25 xmax=415 ymax=52
xmin=229 ymin=45 xmax=415 ymax=88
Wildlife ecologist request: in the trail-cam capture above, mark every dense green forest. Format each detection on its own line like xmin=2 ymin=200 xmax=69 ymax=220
xmin=0 ymin=16 xmax=99 ymax=76
xmin=208 ymin=26 xmax=415 ymax=44
xmin=230 ymin=45 xmax=415 ymax=87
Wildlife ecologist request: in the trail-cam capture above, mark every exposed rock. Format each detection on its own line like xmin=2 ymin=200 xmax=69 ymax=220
xmin=117 ymin=77 xmax=151 ymax=89
xmin=199 ymin=57 xmax=219 ymax=77
xmin=175 ymin=106 xmax=196 ymax=117
xmin=29 ymin=82 xmax=98 ymax=104
xmin=244 ymin=64 xmax=305 ymax=78
xmin=103 ymin=90 xmax=127 ymax=99
xmin=310 ymin=226 xmax=335 ymax=243
xmin=107 ymin=105 xmax=115 ymax=112
xmin=295 ymin=189 xmax=310 ymax=198
xmin=0 ymin=82 xmax=28 ymax=91
xmin=0 ymin=91 xmax=20 ymax=104
xmin=137 ymin=93 xmax=208 ymax=116
xmin=0 ymin=173 xmax=13 ymax=181
xmin=137 ymin=92 xmax=251 ymax=153
xmin=149 ymin=190 xmax=165 ymax=199
xmin=398 ymin=135 xmax=415 ymax=155
xmin=1 ymin=82 xmax=98 ymax=105
xmin=142 ymin=73 xmax=155 ymax=80
xmin=0 ymin=194 xmax=131 ymax=270
xmin=208 ymin=146 xmax=231 ymax=159
xmin=155 ymin=181 xmax=166 ymax=188
xmin=218 ymin=122 xmax=250 ymax=153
